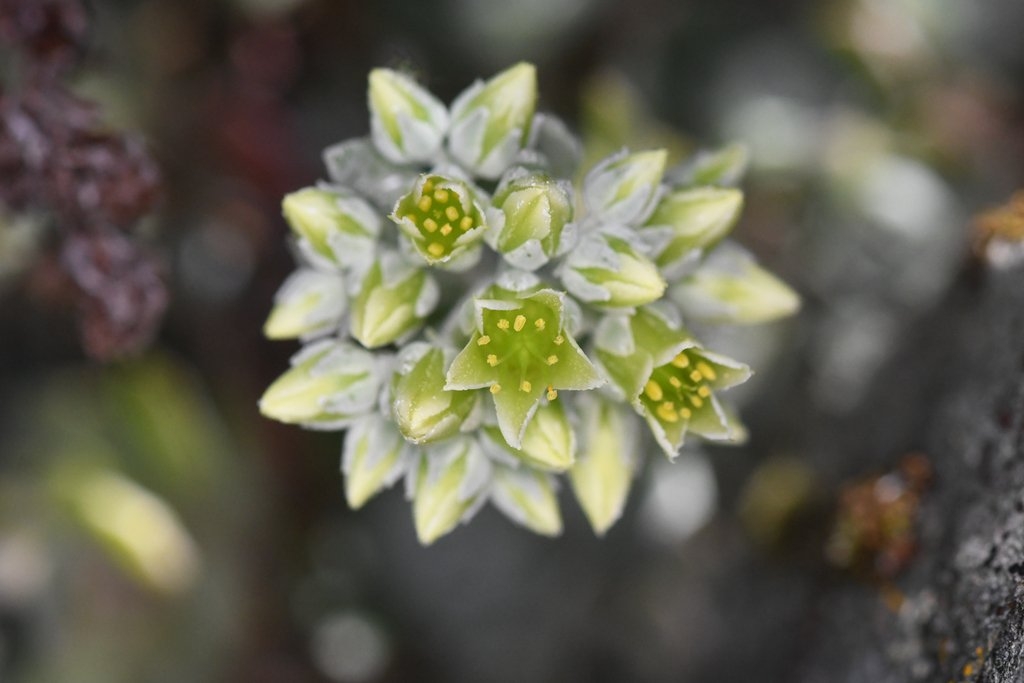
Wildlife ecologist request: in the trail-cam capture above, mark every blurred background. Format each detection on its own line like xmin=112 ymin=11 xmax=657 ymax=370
xmin=1 ymin=0 xmax=1023 ymax=681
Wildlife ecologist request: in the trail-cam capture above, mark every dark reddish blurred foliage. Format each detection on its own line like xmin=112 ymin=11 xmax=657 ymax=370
xmin=0 ymin=0 xmax=166 ymax=360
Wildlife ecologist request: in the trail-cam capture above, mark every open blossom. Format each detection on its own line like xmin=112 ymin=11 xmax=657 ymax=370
xmin=260 ymin=63 xmax=799 ymax=544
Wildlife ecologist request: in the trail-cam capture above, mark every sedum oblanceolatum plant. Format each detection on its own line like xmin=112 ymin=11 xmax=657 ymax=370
xmin=260 ymin=63 xmax=799 ymax=544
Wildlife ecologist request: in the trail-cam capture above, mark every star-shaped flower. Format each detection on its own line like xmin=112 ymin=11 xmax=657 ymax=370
xmin=445 ymin=288 xmax=603 ymax=447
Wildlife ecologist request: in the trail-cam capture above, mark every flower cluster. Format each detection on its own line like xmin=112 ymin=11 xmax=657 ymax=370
xmin=260 ymin=63 xmax=799 ymax=544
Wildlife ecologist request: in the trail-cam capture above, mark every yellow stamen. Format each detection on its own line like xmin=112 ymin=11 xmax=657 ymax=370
xmin=679 ymin=407 xmax=692 ymax=419
xmin=656 ymin=402 xmax=679 ymax=423
xmin=477 ymin=335 xmax=491 ymax=346
xmin=423 ymin=218 xmax=438 ymax=232
xmin=546 ymin=387 xmax=558 ymax=401
xmin=671 ymin=354 xmax=690 ymax=368
xmin=422 ymin=180 xmax=434 ymax=194
xmin=434 ymin=189 xmax=449 ymax=202
xmin=553 ymin=335 xmax=564 ymax=345
xmin=427 ymin=243 xmax=445 ymax=257
xmin=696 ymin=362 xmax=716 ymax=380
xmin=689 ymin=395 xmax=704 ymax=408
xmin=668 ymin=376 xmax=682 ymax=388
xmin=546 ymin=355 xmax=558 ymax=365
xmin=490 ymin=384 xmax=501 ymax=394
xmin=644 ymin=380 xmax=663 ymax=401
xmin=418 ymin=196 xmax=432 ymax=211
xmin=520 ymin=380 xmax=532 ymax=393
xmin=690 ymin=370 xmax=703 ymax=382
xmin=460 ymin=216 xmax=473 ymax=231
xmin=486 ymin=354 xmax=498 ymax=366
xmin=440 ymin=224 xmax=453 ymax=236
xmin=445 ymin=206 xmax=460 ymax=222
xmin=497 ymin=319 xmax=510 ymax=330
xmin=697 ymin=385 xmax=710 ymax=398
xmin=534 ymin=318 xmax=545 ymax=331
xmin=513 ymin=314 xmax=526 ymax=332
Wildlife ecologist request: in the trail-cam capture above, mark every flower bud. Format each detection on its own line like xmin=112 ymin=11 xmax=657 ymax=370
xmin=368 ymin=68 xmax=448 ymax=164
xmin=583 ymin=149 xmax=667 ymax=224
xmin=259 ymin=340 xmax=381 ymax=429
xmin=391 ymin=343 xmax=478 ymax=444
xmin=263 ymin=269 xmax=346 ymax=340
xmin=560 ymin=232 xmax=666 ymax=308
xmin=391 ymin=174 xmax=488 ymax=269
xmin=491 ymin=466 xmax=562 ymax=536
xmin=480 ymin=398 xmax=576 ymax=472
xmin=669 ymin=242 xmax=800 ymax=324
xmin=349 ymin=251 xmax=438 ymax=349
xmin=342 ymin=414 xmax=412 ymax=509
xmin=570 ymin=393 xmax=638 ymax=535
xmin=643 ymin=186 xmax=744 ymax=276
xmin=488 ymin=171 xmax=574 ymax=270
xmin=410 ymin=437 xmax=492 ymax=545
xmin=448 ymin=63 xmax=537 ymax=179
xmin=282 ymin=187 xmax=380 ymax=270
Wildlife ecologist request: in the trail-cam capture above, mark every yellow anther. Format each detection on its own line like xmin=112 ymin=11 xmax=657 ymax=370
xmin=445 ymin=206 xmax=460 ymax=222
xmin=697 ymin=362 xmax=717 ymax=380
xmin=497 ymin=318 xmax=510 ymax=330
xmin=697 ymin=385 xmax=711 ymax=398
xmin=644 ymin=380 xmax=663 ymax=401
xmin=656 ymin=402 xmax=679 ymax=423
xmin=486 ymin=354 xmax=498 ymax=366
xmin=534 ymin=318 xmax=546 ymax=331
xmin=671 ymin=354 xmax=690 ymax=368
xmin=423 ymin=218 xmax=438 ymax=232
xmin=689 ymin=395 xmax=704 ymax=408
xmin=690 ymin=370 xmax=703 ymax=382
xmin=460 ymin=216 xmax=474 ymax=231
xmin=546 ymin=355 xmax=558 ymax=365
xmin=434 ymin=189 xmax=449 ymax=202
xmin=553 ymin=335 xmax=564 ymax=345
xmin=440 ymin=224 xmax=453 ymax=236
xmin=520 ymin=380 xmax=532 ymax=393
xmin=490 ymin=384 xmax=501 ymax=394
xmin=679 ymin=407 xmax=692 ymax=419
xmin=477 ymin=335 xmax=491 ymax=346
xmin=669 ymin=376 xmax=682 ymax=388
xmin=422 ymin=180 xmax=434 ymax=194
xmin=546 ymin=387 xmax=558 ymax=401
xmin=513 ymin=315 xmax=526 ymax=332
xmin=417 ymin=196 xmax=432 ymax=212
xmin=427 ymin=243 xmax=445 ymax=257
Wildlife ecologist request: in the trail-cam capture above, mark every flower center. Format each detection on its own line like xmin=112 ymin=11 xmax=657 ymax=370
xmin=476 ymin=299 xmax=562 ymax=398
xmin=640 ymin=350 xmax=717 ymax=423
xmin=396 ymin=177 xmax=480 ymax=259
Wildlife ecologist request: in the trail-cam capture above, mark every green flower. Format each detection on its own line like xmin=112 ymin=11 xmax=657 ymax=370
xmin=410 ymin=437 xmax=492 ymax=545
xmin=448 ymin=62 xmax=537 ymax=179
xmin=391 ymin=174 xmax=488 ymax=269
xmin=342 ymin=414 xmax=412 ymax=509
xmin=487 ymin=170 xmax=575 ymax=270
xmin=595 ymin=307 xmax=750 ymax=457
xmin=583 ymin=149 xmax=667 ymax=224
xmin=560 ymin=231 xmax=666 ymax=308
xmin=569 ymin=393 xmax=639 ymax=535
xmin=445 ymin=288 xmax=603 ymax=448
xmin=349 ymin=251 xmax=438 ymax=348
xmin=263 ymin=269 xmax=346 ymax=340
xmin=391 ymin=343 xmax=479 ymax=445
xmin=368 ymin=68 xmax=448 ymax=164
xmin=259 ymin=340 xmax=382 ymax=429
xmin=490 ymin=465 xmax=562 ymax=536
xmin=282 ymin=187 xmax=380 ymax=270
